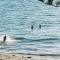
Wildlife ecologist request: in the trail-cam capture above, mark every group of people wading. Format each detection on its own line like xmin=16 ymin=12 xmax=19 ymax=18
xmin=31 ymin=24 xmax=41 ymax=30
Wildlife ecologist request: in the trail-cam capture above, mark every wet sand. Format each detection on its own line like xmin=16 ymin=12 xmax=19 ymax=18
xmin=0 ymin=54 xmax=60 ymax=60
xmin=40 ymin=56 xmax=60 ymax=60
xmin=0 ymin=54 xmax=40 ymax=60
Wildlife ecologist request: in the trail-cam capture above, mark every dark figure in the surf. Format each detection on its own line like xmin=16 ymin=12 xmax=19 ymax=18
xmin=47 ymin=0 xmax=53 ymax=5
xmin=38 ymin=0 xmax=53 ymax=5
xmin=38 ymin=0 xmax=44 ymax=2
xmin=39 ymin=24 xmax=41 ymax=29
xmin=31 ymin=25 xmax=34 ymax=30
xmin=3 ymin=35 xmax=6 ymax=43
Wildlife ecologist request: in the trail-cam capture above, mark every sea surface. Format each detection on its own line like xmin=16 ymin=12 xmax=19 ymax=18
xmin=0 ymin=0 xmax=60 ymax=56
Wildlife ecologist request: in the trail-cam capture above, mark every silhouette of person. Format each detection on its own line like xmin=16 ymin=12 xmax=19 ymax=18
xmin=31 ymin=25 xmax=34 ymax=30
xmin=3 ymin=35 xmax=6 ymax=43
xmin=39 ymin=24 xmax=41 ymax=29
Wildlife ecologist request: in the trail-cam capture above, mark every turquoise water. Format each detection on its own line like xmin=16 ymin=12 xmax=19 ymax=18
xmin=0 ymin=0 xmax=60 ymax=55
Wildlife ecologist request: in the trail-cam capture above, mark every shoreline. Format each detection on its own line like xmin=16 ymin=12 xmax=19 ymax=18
xmin=0 ymin=53 xmax=40 ymax=60
xmin=0 ymin=53 xmax=60 ymax=60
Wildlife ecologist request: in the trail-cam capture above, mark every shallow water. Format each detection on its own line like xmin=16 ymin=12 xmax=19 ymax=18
xmin=0 ymin=0 xmax=60 ymax=55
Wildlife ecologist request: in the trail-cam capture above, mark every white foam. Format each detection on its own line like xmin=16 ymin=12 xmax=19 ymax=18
xmin=0 ymin=35 xmax=16 ymax=43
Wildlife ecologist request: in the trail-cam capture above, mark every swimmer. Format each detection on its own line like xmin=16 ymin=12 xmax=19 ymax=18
xmin=39 ymin=24 xmax=41 ymax=29
xmin=3 ymin=35 xmax=6 ymax=43
xmin=31 ymin=25 xmax=34 ymax=30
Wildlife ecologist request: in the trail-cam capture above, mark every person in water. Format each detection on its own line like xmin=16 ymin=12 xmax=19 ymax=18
xmin=31 ymin=25 xmax=34 ymax=30
xmin=3 ymin=35 xmax=6 ymax=43
xmin=39 ymin=24 xmax=41 ymax=29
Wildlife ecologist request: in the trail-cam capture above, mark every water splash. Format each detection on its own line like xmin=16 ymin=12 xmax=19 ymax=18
xmin=0 ymin=34 xmax=16 ymax=44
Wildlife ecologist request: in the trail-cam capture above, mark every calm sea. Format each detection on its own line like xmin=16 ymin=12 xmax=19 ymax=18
xmin=0 ymin=0 xmax=60 ymax=55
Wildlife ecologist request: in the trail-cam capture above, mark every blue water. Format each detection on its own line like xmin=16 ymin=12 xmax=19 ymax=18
xmin=0 ymin=0 xmax=60 ymax=55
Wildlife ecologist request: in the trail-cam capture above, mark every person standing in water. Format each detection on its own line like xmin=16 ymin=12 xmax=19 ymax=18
xmin=39 ymin=24 xmax=41 ymax=29
xmin=31 ymin=25 xmax=34 ymax=30
xmin=3 ymin=35 xmax=6 ymax=43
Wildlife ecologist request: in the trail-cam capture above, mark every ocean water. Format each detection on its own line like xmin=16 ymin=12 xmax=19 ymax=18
xmin=0 ymin=0 xmax=60 ymax=55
